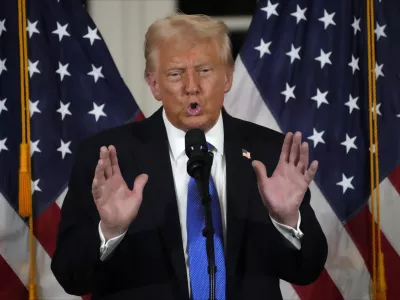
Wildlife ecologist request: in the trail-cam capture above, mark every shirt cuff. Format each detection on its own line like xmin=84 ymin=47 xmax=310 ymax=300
xmin=98 ymin=221 xmax=127 ymax=261
xmin=270 ymin=211 xmax=304 ymax=250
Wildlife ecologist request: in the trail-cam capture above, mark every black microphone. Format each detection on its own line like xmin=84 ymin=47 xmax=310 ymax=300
xmin=185 ymin=128 xmax=217 ymax=300
xmin=185 ymin=128 xmax=209 ymax=180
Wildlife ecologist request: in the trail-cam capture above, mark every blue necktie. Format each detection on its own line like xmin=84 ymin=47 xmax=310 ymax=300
xmin=187 ymin=144 xmax=226 ymax=300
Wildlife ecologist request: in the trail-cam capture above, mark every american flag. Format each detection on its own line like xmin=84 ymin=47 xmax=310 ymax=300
xmin=225 ymin=0 xmax=400 ymax=299
xmin=0 ymin=0 xmax=142 ymax=298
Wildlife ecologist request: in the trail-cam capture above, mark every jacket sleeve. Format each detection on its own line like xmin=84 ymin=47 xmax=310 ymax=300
xmin=51 ymin=142 xmax=104 ymax=295
xmin=270 ymin=188 xmax=328 ymax=285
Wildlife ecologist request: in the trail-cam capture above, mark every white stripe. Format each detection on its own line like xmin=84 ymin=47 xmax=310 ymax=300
xmin=280 ymin=280 xmax=300 ymax=300
xmin=0 ymin=192 xmax=80 ymax=299
xmin=55 ymin=187 xmax=68 ymax=208
xmin=225 ymin=57 xmax=371 ymax=299
xmin=369 ymin=178 xmax=400 ymax=256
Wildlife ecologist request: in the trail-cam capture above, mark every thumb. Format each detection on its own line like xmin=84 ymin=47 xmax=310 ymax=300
xmin=133 ymin=173 xmax=149 ymax=196
xmin=252 ymin=160 xmax=268 ymax=183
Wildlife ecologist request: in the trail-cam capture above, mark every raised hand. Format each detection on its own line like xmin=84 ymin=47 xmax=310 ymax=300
xmin=92 ymin=145 xmax=148 ymax=240
xmin=252 ymin=132 xmax=318 ymax=228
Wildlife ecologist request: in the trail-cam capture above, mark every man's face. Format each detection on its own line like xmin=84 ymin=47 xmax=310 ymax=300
xmin=146 ymin=38 xmax=233 ymax=132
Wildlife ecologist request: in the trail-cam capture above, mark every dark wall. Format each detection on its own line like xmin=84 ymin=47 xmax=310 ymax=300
xmin=177 ymin=0 xmax=258 ymax=60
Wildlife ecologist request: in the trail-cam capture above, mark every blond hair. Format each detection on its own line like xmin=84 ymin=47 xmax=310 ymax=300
xmin=144 ymin=13 xmax=234 ymax=76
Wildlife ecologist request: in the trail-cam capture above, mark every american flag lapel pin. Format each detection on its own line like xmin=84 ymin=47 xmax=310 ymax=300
xmin=242 ymin=149 xmax=251 ymax=159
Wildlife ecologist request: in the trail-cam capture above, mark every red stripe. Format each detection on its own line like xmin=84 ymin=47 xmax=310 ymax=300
xmin=34 ymin=202 xmax=61 ymax=258
xmin=292 ymin=268 xmax=344 ymax=300
xmin=0 ymin=255 xmax=28 ymax=300
xmin=388 ymin=165 xmax=400 ymax=196
xmin=135 ymin=112 xmax=145 ymax=122
xmin=345 ymin=206 xmax=400 ymax=300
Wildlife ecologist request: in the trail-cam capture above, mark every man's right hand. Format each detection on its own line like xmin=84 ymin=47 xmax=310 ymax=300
xmin=92 ymin=145 xmax=148 ymax=241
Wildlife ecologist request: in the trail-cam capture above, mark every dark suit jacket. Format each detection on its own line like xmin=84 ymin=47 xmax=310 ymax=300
xmin=51 ymin=107 xmax=328 ymax=300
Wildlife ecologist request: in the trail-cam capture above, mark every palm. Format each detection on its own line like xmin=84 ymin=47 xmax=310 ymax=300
xmin=252 ymin=132 xmax=318 ymax=226
xmin=95 ymin=173 xmax=141 ymax=228
xmin=92 ymin=145 xmax=148 ymax=237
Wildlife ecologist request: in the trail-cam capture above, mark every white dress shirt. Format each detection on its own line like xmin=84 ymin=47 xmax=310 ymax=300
xmin=98 ymin=109 xmax=304 ymax=289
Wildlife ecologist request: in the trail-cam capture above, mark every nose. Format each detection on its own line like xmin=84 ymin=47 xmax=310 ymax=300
xmin=184 ymin=69 xmax=200 ymax=96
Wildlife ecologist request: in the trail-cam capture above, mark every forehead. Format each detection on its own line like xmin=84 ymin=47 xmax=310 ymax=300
xmin=158 ymin=38 xmax=220 ymax=67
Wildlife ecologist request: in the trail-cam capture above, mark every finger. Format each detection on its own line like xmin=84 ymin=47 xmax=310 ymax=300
xmin=91 ymin=178 xmax=105 ymax=203
xmin=100 ymin=146 xmax=113 ymax=179
xmin=132 ymin=174 xmax=149 ymax=197
xmin=252 ymin=160 xmax=268 ymax=183
xmin=94 ymin=158 xmax=106 ymax=185
xmin=109 ymin=145 xmax=121 ymax=175
xmin=289 ymin=131 xmax=301 ymax=165
xmin=297 ymin=141 xmax=309 ymax=174
xmin=305 ymin=160 xmax=319 ymax=184
xmin=279 ymin=132 xmax=293 ymax=164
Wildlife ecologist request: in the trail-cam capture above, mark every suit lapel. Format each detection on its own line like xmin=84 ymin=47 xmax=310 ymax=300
xmin=222 ymin=110 xmax=252 ymax=289
xmin=132 ymin=108 xmax=189 ymax=299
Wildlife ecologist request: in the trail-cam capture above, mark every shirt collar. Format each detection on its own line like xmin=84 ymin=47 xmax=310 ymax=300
xmin=162 ymin=108 xmax=224 ymax=161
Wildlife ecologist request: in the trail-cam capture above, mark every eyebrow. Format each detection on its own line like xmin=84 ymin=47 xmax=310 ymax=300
xmin=165 ymin=63 xmax=211 ymax=71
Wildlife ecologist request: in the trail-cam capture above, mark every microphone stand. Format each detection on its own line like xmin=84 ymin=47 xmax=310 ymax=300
xmin=193 ymin=151 xmax=217 ymax=300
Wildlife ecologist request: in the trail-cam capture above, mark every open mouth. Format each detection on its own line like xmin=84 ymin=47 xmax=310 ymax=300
xmin=187 ymin=102 xmax=201 ymax=116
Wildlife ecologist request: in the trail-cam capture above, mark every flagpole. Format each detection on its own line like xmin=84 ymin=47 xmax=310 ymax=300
xmin=366 ymin=0 xmax=386 ymax=299
xmin=17 ymin=0 xmax=37 ymax=298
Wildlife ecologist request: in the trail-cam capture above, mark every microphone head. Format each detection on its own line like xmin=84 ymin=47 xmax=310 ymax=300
xmin=185 ymin=128 xmax=207 ymax=158
xmin=185 ymin=128 xmax=208 ymax=179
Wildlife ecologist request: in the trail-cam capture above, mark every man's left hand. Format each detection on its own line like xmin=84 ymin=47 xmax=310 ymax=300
xmin=252 ymin=132 xmax=318 ymax=228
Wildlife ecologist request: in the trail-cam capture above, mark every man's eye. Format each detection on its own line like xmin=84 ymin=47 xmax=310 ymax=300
xmin=200 ymin=68 xmax=210 ymax=73
xmin=168 ymin=72 xmax=180 ymax=77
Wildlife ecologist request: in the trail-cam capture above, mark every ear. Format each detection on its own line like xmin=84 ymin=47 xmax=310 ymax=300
xmin=223 ymin=65 xmax=234 ymax=93
xmin=145 ymin=72 xmax=162 ymax=101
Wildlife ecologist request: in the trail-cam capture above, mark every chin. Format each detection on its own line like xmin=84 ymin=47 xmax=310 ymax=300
xmin=183 ymin=116 xmax=214 ymax=132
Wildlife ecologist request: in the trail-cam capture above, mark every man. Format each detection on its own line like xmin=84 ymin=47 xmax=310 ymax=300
xmin=51 ymin=13 xmax=327 ymax=300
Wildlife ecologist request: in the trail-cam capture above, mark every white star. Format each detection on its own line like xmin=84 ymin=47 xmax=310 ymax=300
xmin=397 ymin=114 xmax=400 ymax=118
xmin=337 ymin=174 xmax=355 ymax=194
xmin=345 ymin=94 xmax=360 ymax=114
xmin=286 ymin=44 xmax=301 ymax=64
xmin=26 ymin=20 xmax=40 ymax=38
xmin=254 ymin=39 xmax=272 ymax=58
xmin=315 ymin=49 xmax=332 ymax=69
xmin=351 ymin=17 xmax=361 ymax=35
xmin=83 ymin=26 xmax=101 ymax=45
xmin=0 ymin=58 xmax=7 ymax=76
xmin=319 ymin=10 xmax=336 ymax=30
xmin=0 ymin=98 xmax=7 ymax=115
xmin=371 ymin=103 xmax=382 ymax=117
xmin=348 ymin=55 xmax=359 ymax=74
xmin=308 ymin=128 xmax=325 ymax=148
xmin=57 ymin=139 xmax=72 ymax=159
xmin=281 ymin=83 xmax=296 ymax=103
xmin=375 ymin=62 xmax=384 ymax=80
xmin=28 ymin=60 xmax=41 ymax=78
xmin=88 ymin=102 xmax=107 ymax=122
xmin=261 ymin=1 xmax=279 ymax=19
xmin=52 ymin=22 xmax=70 ymax=41
xmin=87 ymin=64 xmax=105 ymax=83
xmin=30 ymin=139 xmax=41 ymax=156
xmin=291 ymin=5 xmax=307 ymax=24
xmin=0 ymin=19 xmax=6 ymax=37
xmin=311 ymin=88 xmax=329 ymax=108
xmin=57 ymin=101 xmax=72 ymax=120
xmin=375 ymin=22 xmax=387 ymax=41
xmin=56 ymin=62 xmax=71 ymax=81
xmin=0 ymin=137 xmax=8 ymax=153
xmin=341 ymin=134 xmax=358 ymax=154
xmin=30 ymin=100 xmax=41 ymax=117
xmin=32 ymin=179 xmax=42 ymax=194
